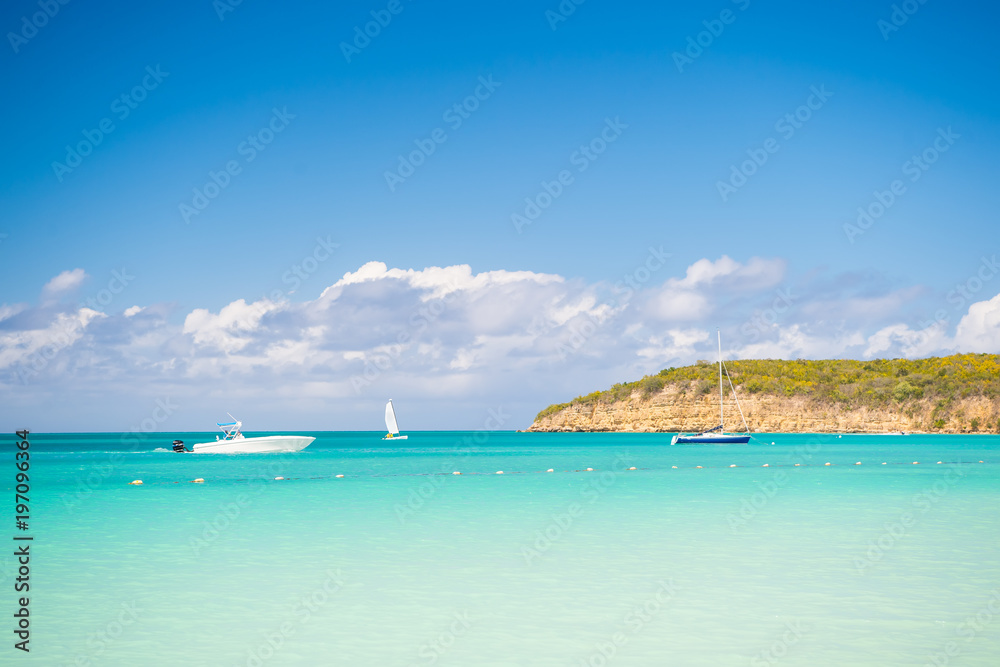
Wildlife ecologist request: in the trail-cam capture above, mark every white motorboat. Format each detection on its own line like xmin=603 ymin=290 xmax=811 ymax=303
xmin=382 ymin=399 xmax=408 ymax=440
xmin=671 ymin=330 xmax=752 ymax=445
xmin=176 ymin=417 xmax=315 ymax=453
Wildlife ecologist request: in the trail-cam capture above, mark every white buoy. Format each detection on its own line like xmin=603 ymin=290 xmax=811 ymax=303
xmin=336 ymin=474 xmax=345 ymax=478
xmin=274 ymin=476 xmax=285 ymax=480
xmin=496 ymin=471 xmax=503 ymax=474
xmin=913 ymin=461 xmax=919 ymax=465
xmin=695 ymin=466 xmax=703 ymax=469
xmin=729 ymin=464 xmax=737 ymax=468
xmin=628 ymin=467 xmax=636 ymax=470
xmin=936 ymin=461 xmax=942 ymax=464
xmin=762 ymin=463 xmax=769 ymax=467
xmin=585 ymin=467 xmax=593 ymax=471
xmin=546 ymin=468 xmax=554 ymax=472
xmin=452 ymin=471 xmax=461 ymax=475
xmin=671 ymin=465 xmax=678 ymax=469
xmin=882 ymin=462 xmax=887 ymax=465
xmin=129 ymin=480 xmax=143 ymax=485
xmin=855 ymin=462 xmax=861 ymax=465
xmin=824 ymin=463 xmax=831 ymax=466
xmin=794 ymin=463 xmax=801 ymax=467
xmin=193 ymin=478 xmax=205 ymax=483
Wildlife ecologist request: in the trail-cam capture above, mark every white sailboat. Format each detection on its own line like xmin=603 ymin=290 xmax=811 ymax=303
xmin=671 ymin=330 xmax=752 ymax=445
xmin=383 ymin=399 xmax=408 ymax=440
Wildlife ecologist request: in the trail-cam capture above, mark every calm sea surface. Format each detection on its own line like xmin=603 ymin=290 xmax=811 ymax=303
xmin=4 ymin=431 xmax=999 ymax=666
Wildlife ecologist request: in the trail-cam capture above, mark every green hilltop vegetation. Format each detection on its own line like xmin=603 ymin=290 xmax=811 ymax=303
xmin=536 ymin=354 xmax=1000 ymax=431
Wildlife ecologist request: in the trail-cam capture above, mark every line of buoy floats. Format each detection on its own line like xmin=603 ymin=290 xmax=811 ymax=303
xmin=126 ymin=460 xmax=988 ymax=486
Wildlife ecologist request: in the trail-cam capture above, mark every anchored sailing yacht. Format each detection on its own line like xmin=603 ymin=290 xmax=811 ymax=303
xmin=671 ymin=331 xmax=752 ymax=445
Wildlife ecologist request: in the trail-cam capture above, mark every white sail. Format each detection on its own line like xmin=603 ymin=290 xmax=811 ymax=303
xmin=384 ymin=400 xmax=400 ymax=435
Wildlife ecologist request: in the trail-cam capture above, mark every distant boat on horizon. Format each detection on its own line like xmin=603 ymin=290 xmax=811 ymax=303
xmin=671 ymin=331 xmax=751 ymax=445
xmin=383 ymin=399 xmax=408 ymax=440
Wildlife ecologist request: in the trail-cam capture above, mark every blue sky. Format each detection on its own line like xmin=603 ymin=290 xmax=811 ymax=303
xmin=1 ymin=0 xmax=998 ymax=431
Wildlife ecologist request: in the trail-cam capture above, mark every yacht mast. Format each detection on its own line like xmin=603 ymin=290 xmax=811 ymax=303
xmin=718 ymin=329 xmax=723 ymax=429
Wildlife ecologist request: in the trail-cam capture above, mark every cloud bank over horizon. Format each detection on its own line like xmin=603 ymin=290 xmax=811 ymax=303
xmin=2 ymin=255 xmax=999 ymax=432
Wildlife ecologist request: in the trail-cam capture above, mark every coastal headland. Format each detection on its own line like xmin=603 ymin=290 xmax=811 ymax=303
xmin=528 ymin=354 xmax=1000 ymax=434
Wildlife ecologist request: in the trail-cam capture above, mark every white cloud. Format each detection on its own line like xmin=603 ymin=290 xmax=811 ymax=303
xmin=449 ymin=347 xmax=479 ymax=371
xmin=2 ymin=258 xmax=998 ymax=430
xmin=0 ymin=308 xmax=105 ymax=373
xmin=675 ymin=256 xmax=785 ymax=290
xmin=636 ymin=328 xmax=710 ymax=363
xmin=643 ymin=256 xmax=786 ymax=321
xmin=321 ymin=261 xmax=563 ymax=302
xmin=954 ymin=292 xmax=1000 ymax=353
xmin=182 ymin=298 xmax=281 ymax=353
xmin=0 ymin=304 xmax=27 ymax=324
xmin=646 ymin=290 xmax=710 ymax=321
xmin=863 ymin=322 xmax=949 ymax=358
xmin=42 ymin=268 xmax=87 ymax=298
xmin=735 ymin=324 xmax=867 ymax=360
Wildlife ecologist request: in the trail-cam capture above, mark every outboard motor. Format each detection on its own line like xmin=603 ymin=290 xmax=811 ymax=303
xmin=172 ymin=439 xmax=187 ymax=453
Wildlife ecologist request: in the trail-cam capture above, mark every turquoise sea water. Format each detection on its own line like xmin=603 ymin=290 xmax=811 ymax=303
xmin=3 ymin=431 xmax=1000 ymax=666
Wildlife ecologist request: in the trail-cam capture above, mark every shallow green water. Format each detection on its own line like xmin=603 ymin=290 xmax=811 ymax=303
xmin=3 ymin=432 xmax=999 ymax=665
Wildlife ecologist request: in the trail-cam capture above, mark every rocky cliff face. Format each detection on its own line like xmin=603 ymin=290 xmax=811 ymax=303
xmin=528 ymin=383 xmax=999 ymax=433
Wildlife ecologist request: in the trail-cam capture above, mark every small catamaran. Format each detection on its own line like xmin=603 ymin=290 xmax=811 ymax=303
xmin=383 ymin=399 xmax=408 ymax=440
xmin=671 ymin=330 xmax=752 ymax=445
